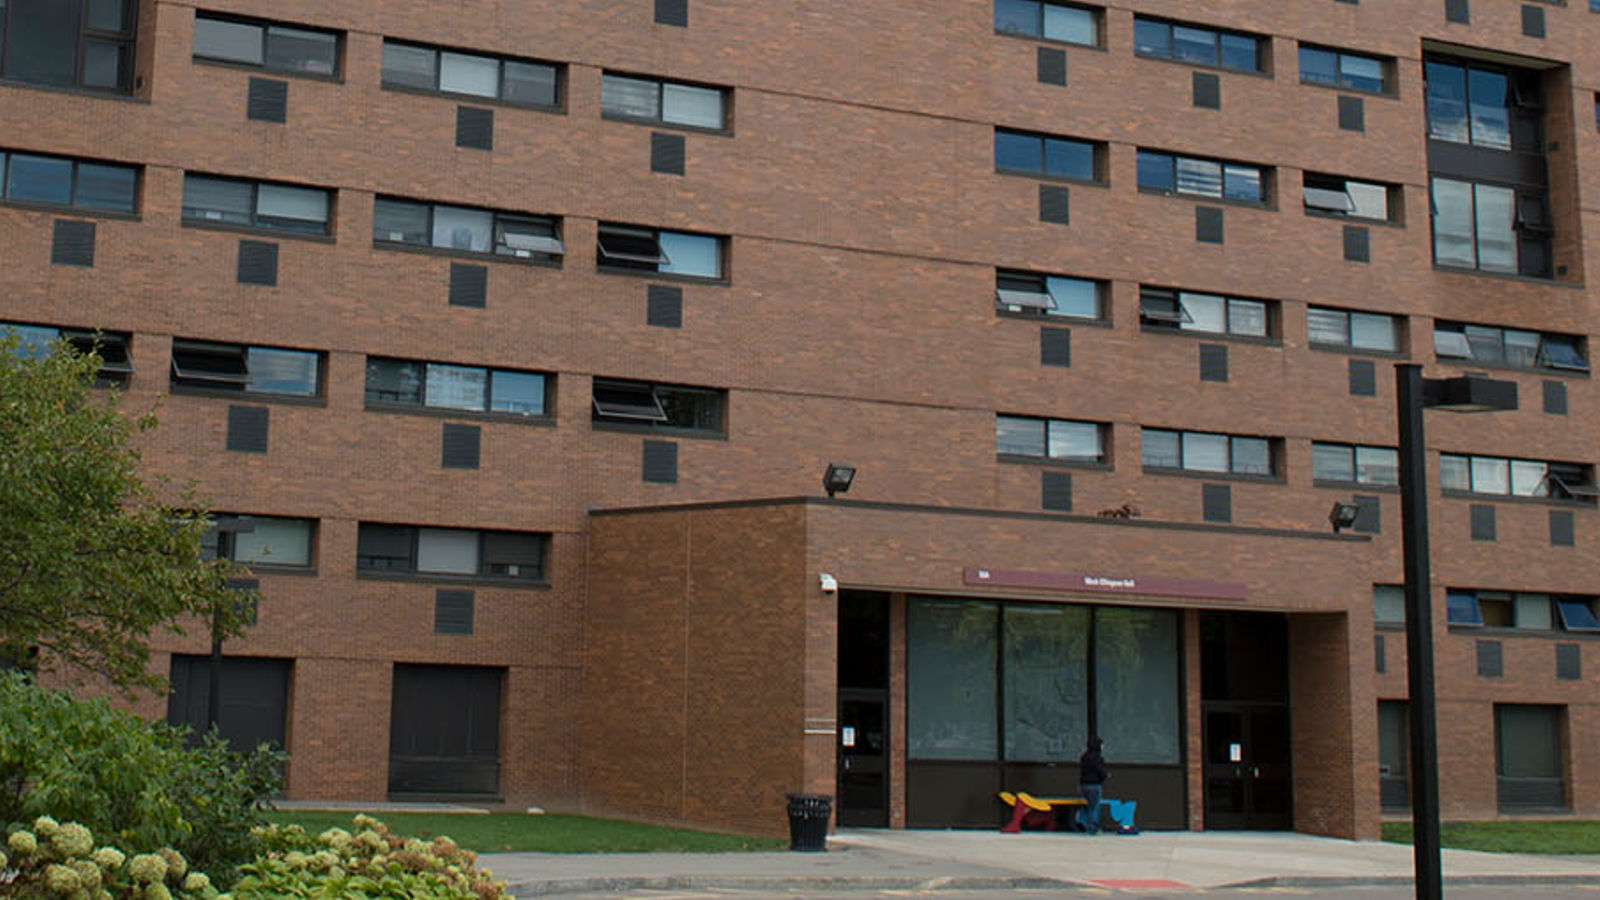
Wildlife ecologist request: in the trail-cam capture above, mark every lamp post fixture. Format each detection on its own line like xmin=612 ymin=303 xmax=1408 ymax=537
xmin=1395 ymin=364 xmax=1516 ymax=900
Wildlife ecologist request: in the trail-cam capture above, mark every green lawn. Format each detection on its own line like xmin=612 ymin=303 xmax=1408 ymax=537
xmin=262 ymin=810 xmax=787 ymax=854
xmin=1383 ymin=820 xmax=1600 ymax=854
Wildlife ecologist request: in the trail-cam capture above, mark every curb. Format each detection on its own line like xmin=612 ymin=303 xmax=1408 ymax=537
xmin=1227 ymin=873 xmax=1600 ymax=889
xmin=508 ymin=874 xmax=1079 ymax=897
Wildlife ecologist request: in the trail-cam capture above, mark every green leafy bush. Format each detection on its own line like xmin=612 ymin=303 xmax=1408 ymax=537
xmin=232 ymin=816 xmax=508 ymax=899
xmin=1 ymin=815 xmax=220 ymax=898
xmin=0 ymin=673 xmax=284 ymax=879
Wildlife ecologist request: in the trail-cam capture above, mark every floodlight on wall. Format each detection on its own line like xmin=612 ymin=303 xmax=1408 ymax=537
xmin=823 ymin=463 xmax=856 ymax=499
xmin=1328 ymin=501 xmax=1361 ymax=533
xmin=819 ymin=573 xmax=838 ymax=593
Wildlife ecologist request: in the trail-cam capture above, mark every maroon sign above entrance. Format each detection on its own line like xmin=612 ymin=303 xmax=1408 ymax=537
xmin=963 ymin=566 xmax=1248 ymax=601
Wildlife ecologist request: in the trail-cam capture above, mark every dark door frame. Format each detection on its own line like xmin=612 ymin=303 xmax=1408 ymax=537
xmin=837 ymin=687 xmax=889 ymax=827
xmin=1202 ymin=700 xmax=1292 ymax=830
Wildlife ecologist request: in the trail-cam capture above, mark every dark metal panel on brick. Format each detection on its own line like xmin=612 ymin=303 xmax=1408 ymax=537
xmin=651 ymin=132 xmax=686 ymax=175
xmin=1039 ymin=184 xmax=1069 ymax=224
xmin=50 ymin=219 xmax=94 ymax=267
xmin=1041 ymin=471 xmax=1072 ymax=512
xmin=1353 ymin=494 xmax=1381 ymax=534
xmin=449 ymin=263 xmax=488 ymax=307
xmin=227 ymin=405 xmax=269 ymax=453
xmin=1040 ymin=327 xmax=1070 ymax=367
xmin=1556 ymin=643 xmax=1580 ymax=681
xmin=1543 ymin=380 xmax=1567 ymax=415
xmin=1550 ymin=509 xmax=1575 ymax=547
xmin=1199 ymin=344 xmax=1228 ymax=382
xmin=1521 ymin=4 xmax=1544 ymax=37
xmin=1036 ymin=47 xmax=1066 ymax=86
xmin=435 ymin=589 xmax=475 ymax=635
xmin=1470 ymin=504 xmax=1495 ymax=541
xmin=442 ymin=423 xmax=481 ymax=469
xmin=1202 ymin=483 xmax=1231 ymax=523
xmin=1196 ymin=206 xmax=1223 ymax=244
xmin=1375 ymin=634 xmax=1385 ymax=673
xmin=237 ymin=240 xmax=278 ymax=286
xmin=655 ymin=0 xmax=688 ymax=26
xmin=1192 ymin=72 xmax=1219 ymax=109
xmin=1338 ymin=95 xmax=1365 ymax=132
xmin=1343 ymin=225 xmax=1369 ymax=263
xmin=643 ymin=440 xmax=678 ymax=484
xmin=1349 ymin=359 xmax=1376 ymax=396
xmin=1476 ymin=640 xmax=1502 ymax=678
xmin=456 ymin=106 xmax=494 ymax=150
xmin=247 ymin=77 xmax=288 ymax=123
xmin=647 ymin=284 xmax=683 ymax=327
xmin=1445 ymin=0 xmax=1469 ymax=23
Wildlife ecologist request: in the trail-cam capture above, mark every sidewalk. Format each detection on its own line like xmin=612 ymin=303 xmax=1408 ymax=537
xmin=482 ymin=828 xmax=1600 ymax=896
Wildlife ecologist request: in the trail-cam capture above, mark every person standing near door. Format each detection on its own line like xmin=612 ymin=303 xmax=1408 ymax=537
xmin=1078 ymin=736 xmax=1108 ymax=834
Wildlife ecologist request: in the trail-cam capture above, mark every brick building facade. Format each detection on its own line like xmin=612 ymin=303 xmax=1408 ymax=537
xmin=4 ymin=0 xmax=1599 ymax=839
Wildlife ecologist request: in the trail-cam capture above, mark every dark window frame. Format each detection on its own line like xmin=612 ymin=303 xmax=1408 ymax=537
xmin=356 ymin=523 xmax=548 ymax=584
xmin=200 ymin=512 xmax=318 ymax=571
xmin=1136 ymin=149 xmax=1269 ymax=205
xmin=181 ymin=173 xmax=332 ymax=236
xmin=1306 ymin=305 xmax=1404 ymax=355
xmin=1140 ymin=427 xmax=1280 ymax=479
xmin=1297 ymin=43 xmax=1392 ymax=95
xmin=591 ymin=378 xmax=726 ymax=437
xmin=3 ymin=321 xmax=134 ymax=384
xmin=1303 ymin=171 xmax=1399 ymax=223
xmin=1138 ymin=286 xmax=1275 ymax=339
xmin=1311 ymin=441 xmax=1400 ymax=487
xmin=1132 ymin=15 xmax=1267 ymax=74
xmin=1439 ymin=453 xmax=1596 ymax=502
xmin=994 ymin=127 xmax=1104 ymax=184
xmin=1433 ymin=320 xmax=1587 ymax=374
xmin=995 ymin=413 xmax=1109 ymax=465
xmin=0 ymin=0 xmax=137 ymax=94
xmin=1428 ymin=176 xmax=1551 ymax=279
xmin=993 ymin=0 xmax=1103 ymax=48
xmin=1424 ymin=57 xmax=1543 ymax=152
xmin=599 ymin=70 xmax=731 ymax=133
xmin=595 ymin=222 xmax=727 ymax=282
xmin=995 ymin=269 xmax=1104 ymax=321
xmin=363 ymin=356 xmax=552 ymax=422
xmin=372 ymin=196 xmax=564 ymax=264
xmin=191 ymin=11 xmax=342 ymax=79
xmin=380 ymin=38 xmax=562 ymax=111
xmin=0 ymin=149 xmax=139 ymax=215
xmin=169 ymin=338 xmax=324 ymax=400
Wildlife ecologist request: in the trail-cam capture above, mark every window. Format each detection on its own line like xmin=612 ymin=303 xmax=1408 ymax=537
xmin=1137 ymin=150 xmax=1266 ymax=203
xmin=994 ymin=0 xmax=1099 ymax=46
xmin=365 ymin=357 xmax=548 ymax=418
xmin=994 ymin=129 xmax=1100 ymax=182
xmin=1139 ymin=287 xmax=1270 ymax=337
xmin=596 ymin=223 xmax=724 ymax=280
xmin=1303 ymin=173 xmax=1395 ymax=222
xmin=1451 ymin=591 xmax=1598 ymax=632
xmin=0 ymin=151 xmax=136 ymax=213
xmin=357 ymin=524 xmax=546 ymax=582
xmin=1306 ymin=306 xmax=1401 ymax=353
xmin=995 ymin=270 xmax=1101 ymax=319
xmin=592 ymin=379 xmax=724 ymax=435
xmin=1429 ymin=177 xmax=1549 ymax=278
xmin=201 ymin=514 xmax=315 ymax=568
xmin=381 ymin=40 xmax=559 ymax=109
xmin=373 ymin=197 xmax=563 ymax=261
xmin=193 ymin=13 xmax=339 ymax=76
xmin=1133 ymin=17 xmax=1264 ymax=73
xmin=0 ymin=0 xmax=135 ymax=92
xmin=1439 ymin=453 xmax=1596 ymax=500
xmin=1433 ymin=321 xmax=1584 ymax=372
xmin=1298 ymin=44 xmax=1388 ymax=93
xmin=1374 ymin=585 xmax=1406 ymax=625
xmin=996 ymin=415 xmax=1107 ymax=463
xmin=1312 ymin=443 xmax=1399 ymax=486
xmin=3 ymin=322 xmax=132 ymax=383
xmin=182 ymin=175 xmax=330 ymax=235
xmin=170 ymin=340 xmax=321 ymax=397
xmin=1495 ymin=704 xmax=1565 ymax=811
xmin=1141 ymin=428 xmax=1276 ymax=476
xmin=601 ymin=72 xmax=727 ymax=130
xmin=1425 ymin=59 xmax=1541 ymax=152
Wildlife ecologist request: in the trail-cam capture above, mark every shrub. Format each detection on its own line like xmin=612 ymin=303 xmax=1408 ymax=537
xmin=232 ymin=816 xmax=508 ymax=899
xmin=0 ymin=816 xmax=220 ymax=898
xmin=0 ymin=673 xmax=284 ymax=879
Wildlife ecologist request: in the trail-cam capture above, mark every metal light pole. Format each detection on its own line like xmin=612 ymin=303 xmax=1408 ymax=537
xmin=1395 ymin=364 xmax=1516 ymax=900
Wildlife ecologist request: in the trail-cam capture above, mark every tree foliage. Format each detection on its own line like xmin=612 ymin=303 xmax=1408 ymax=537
xmin=0 ymin=331 xmax=245 ymax=690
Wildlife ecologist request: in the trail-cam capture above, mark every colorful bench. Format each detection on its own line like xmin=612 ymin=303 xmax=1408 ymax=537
xmin=997 ymin=791 xmax=1086 ymax=832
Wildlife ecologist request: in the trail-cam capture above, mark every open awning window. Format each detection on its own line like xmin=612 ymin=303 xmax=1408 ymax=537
xmin=596 ymin=225 xmax=668 ymax=265
xmin=495 ymin=217 xmax=565 ymax=257
xmin=171 ymin=340 xmax=249 ymax=385
xmin=62 ymin=330 xmax=134 ymax=374
xmin=592 ymin=380 xmax=668 ymax=421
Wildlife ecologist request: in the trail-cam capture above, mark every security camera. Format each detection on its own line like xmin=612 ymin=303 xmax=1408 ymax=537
xmin=819 ymin=573 xmax=838 ymax=593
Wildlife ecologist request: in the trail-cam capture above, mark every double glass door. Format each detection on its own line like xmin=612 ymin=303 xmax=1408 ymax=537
xmin=1203 ymin=703 xmax=1291 ymax=829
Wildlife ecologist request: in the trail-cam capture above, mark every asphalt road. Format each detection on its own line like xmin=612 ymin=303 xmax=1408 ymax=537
xmin=534 ymin=886 xmax=1600 ymax=899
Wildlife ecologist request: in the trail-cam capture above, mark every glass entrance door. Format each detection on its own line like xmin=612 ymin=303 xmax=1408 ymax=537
xmin=838 ymin=689 xmax=887 ymax=826
xmin=1203 ymin=703 xmax=1291 ymax=829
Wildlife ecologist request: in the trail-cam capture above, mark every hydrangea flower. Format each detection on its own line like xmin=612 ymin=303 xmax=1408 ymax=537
xmin=8 ymin=831 xmax=38 ymax=856
xmin=43 ymin=862 xmax=82 ymax=893
xmin=157 ymin=847 xmax=188 ymax=879
xmin=127 ymin=853 xmax=168 ymax=884
xmin=31 ymin=817 xmax=60 ymax=838
xmin=52 ymin=822 xmax=94 ymax=857
xmin=183 ymin=872 xmax=211 ymax=892
xmin=92 ymin=847 xmax=126 ymax=871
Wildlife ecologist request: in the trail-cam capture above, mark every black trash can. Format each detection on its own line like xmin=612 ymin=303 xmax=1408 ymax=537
xmin=785 ymin=792 xmax=831 ymax=852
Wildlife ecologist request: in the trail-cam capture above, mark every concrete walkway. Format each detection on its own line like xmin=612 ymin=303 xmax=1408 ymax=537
xmin=482 ymin=829 xmax=1600 ymax=896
